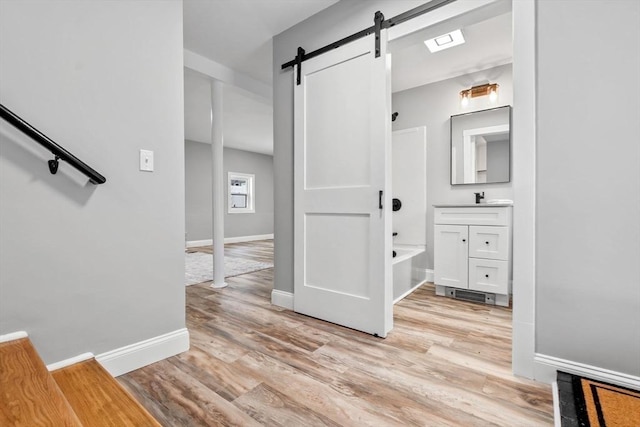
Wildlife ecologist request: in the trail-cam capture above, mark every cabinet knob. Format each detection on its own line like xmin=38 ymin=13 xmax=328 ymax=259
xmin=485 ymin=241 xmax=490 ymax=245
xmin=485 ymin=274 xmax=489 ymax=278
xmin=462 ymin=239 xmax=466 ymax=243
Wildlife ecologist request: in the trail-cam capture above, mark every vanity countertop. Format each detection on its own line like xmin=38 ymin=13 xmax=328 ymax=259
xmin=433 ymin=203 xmax=513 ymax=208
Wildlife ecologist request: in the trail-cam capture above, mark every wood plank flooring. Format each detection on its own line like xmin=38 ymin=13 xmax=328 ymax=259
xmin=118 ymin=240 xmax=553 ymax=426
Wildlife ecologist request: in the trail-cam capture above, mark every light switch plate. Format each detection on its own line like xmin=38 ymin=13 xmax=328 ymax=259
xmin=139 ymin=149 xmax=154 ymax=172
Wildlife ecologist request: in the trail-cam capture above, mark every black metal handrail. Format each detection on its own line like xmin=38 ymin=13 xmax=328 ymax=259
xmin=0 ymin=103 xmax=106 ymax=185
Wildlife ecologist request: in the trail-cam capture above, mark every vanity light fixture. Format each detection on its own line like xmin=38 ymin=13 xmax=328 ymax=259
xmin=424 ymin=29 xmax=465 ymax=53
xmin=459 ymin=83 xmax=499 ymax=107
xmin=460 ymin=92 xmax=470 ymax=107
xmin=489 ymin=86 xmax=498 ymax=102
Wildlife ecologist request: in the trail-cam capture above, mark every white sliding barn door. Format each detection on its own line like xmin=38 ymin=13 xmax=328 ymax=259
xmin=294 ymin=34 xmax=392 ymax=337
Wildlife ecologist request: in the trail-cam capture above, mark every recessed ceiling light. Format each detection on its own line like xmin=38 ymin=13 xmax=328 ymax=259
xmin=424 ymin=29 xmax=465 ymax=53
xmin=435 ymin=34 xmax=453 ymax=46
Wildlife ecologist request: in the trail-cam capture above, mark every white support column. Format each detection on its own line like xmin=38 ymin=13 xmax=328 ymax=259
xmin=211 ymin=79 xmax=227 ymax=288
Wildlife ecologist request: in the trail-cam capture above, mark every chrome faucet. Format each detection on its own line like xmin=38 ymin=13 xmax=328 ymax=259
xmin=474 ymin=192 xmax=485 ymax=204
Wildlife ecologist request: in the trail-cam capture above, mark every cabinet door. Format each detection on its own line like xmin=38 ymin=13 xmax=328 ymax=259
xmin=469 ymin=226 xmax=509 ymax=260
xmin=434 ymin=225 xmax=468 ymax=289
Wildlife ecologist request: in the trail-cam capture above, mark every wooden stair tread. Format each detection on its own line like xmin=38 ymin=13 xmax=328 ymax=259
xmin=0 ymin=337 xmax=83 ymax=427
xmin=51 ymin=359 xmax=161 ymax=427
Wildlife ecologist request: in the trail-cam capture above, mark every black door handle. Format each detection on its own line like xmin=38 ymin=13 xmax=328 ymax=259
xmin=379 ymin=190 xmax=383 ymax=209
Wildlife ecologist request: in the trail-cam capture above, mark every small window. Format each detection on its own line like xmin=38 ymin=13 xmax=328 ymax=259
xmin=228 ymin=172 xmax=254 ymax=214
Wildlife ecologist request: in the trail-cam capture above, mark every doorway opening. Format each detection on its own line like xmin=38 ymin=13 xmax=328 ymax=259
xmin=283 ymin=0 xmax=535 ymax=378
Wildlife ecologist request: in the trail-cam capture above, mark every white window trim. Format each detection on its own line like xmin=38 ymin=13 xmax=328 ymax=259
xmin=228 ymin=172 xmax=255 ymax=214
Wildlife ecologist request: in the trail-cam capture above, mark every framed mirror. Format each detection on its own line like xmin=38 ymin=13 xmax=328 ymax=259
xmin=450 ymin=106 xmax=511 ymax=185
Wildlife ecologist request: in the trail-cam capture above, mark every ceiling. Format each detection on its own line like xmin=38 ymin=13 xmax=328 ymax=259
xmin=391 ymin=12 xmax=513 ymax=93
xmin=183 ymin=0 xmax=340 ymax=85
xmin=184 ymin=69 xmax=274 ymax=155
xmin=183 ymin=0 xmax=339 ymax=154
xmin=183 ymin=1 xmax=513 ymax=155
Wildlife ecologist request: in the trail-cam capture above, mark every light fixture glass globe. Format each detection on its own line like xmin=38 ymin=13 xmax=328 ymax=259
xmin=461 ymin=94 xmax=469 ymax=107
xmin=489 ymin=88 xmax=498 ymax=102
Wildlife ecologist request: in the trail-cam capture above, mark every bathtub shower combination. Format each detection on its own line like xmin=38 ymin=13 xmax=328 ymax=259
xmin=393 ymin=245 xmax=426 ymax=303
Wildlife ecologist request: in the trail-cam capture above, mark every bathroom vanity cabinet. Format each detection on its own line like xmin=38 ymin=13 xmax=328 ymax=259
xmin=433 ymin=204 xmax=512 ymax=306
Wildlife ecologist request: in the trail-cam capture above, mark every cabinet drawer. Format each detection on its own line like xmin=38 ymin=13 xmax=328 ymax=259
xmin=469 ymin=226 xmax=509 ymax=260
xmin=434 ymin=207 xmax=510 ymax=226
xmin=468 ymin=258 xmax=508 ymax=294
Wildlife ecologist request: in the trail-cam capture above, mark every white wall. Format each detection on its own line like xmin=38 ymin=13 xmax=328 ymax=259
xmin=0 ymin=1 xmax=186 ymax=364
xmin=535 ymin=0 xmax=640 ymax=377
xmin=392 ymin=63 xmax=513 ymax=270
xmin=185 ymin=141 xmax=274 ymax=241
xmin=392 ymin=127 xmax=427 ymax=248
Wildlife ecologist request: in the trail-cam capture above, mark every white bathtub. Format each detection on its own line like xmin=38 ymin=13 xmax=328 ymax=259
xmin=393 ymin=245 xmax=426 ymax=303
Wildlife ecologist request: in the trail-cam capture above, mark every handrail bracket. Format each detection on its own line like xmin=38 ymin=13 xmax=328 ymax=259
xmin=48 ymin=156 xmax=60 ymax=175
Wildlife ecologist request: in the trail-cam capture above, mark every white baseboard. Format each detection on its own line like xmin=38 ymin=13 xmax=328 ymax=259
xmin=186 ymin=234 xmax=274 ymax=248
xmin=412 ymin=267 xmax=434 ymax=283
xmin=186 ymin=239 xmax=212 ymax=248
xmin=271 ymin=289 xmax=294 ymax=310
xmin=96 ymin=328 xmax=190 ymax=377
xmin=0 ymin=330 xmax=28 ymax=343
xmin=534 ymin=353 xmax=640 ymax=390
xmin=224 ymin=234 xmax=274 ymax=244
xmin=47 ymin=352 xmax=94 ymax=372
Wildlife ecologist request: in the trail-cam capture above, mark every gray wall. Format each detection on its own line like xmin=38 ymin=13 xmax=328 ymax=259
xmin=0 ymin=1 xmax=185 ymax=363
xmin=393 ymin=64 xmax=513 ymax=270
xmin=185 ymin=141 xmax=274 ymax=241
xmin=273 ymin=0 xmax=427 ymax=294
xmin=536 ymin=0 xmax=640 ymax=375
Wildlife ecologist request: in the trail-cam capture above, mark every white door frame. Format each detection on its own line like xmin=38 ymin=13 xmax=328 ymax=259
xmin=276 ymin=0 xmax=537 ymax=378
xmin=387 ymin=0 xmax=537 ymax=379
